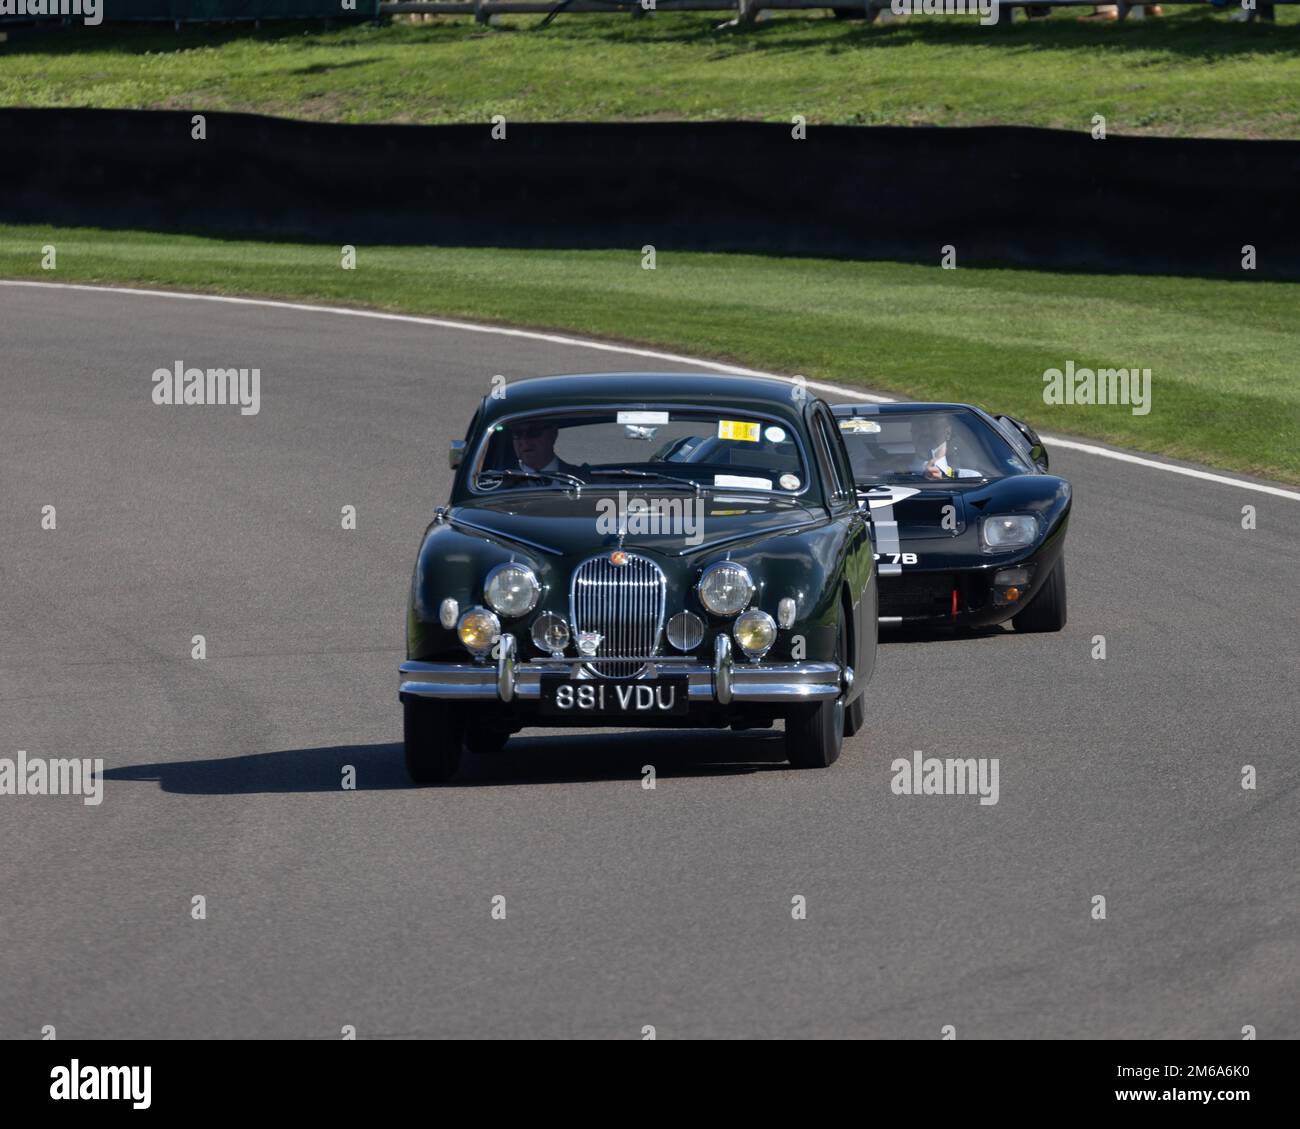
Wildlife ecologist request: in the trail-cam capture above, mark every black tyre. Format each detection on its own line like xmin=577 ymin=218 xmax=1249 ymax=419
xmin=840 ymin=597 xmax=865 ymax=738
xmin=403 ymin=698 xmax=464 ymax=784
xmin=1013 ymin=556 xmax=1067 ymax=634
xmin=843 ymin=692 xmax=865 ymax=738
xmin=786 ymin=615 xmax=846 ymax=768
xmin=464 ymin=726 xmax=511 ymax=754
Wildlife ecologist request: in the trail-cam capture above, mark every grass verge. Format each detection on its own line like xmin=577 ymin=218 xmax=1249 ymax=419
xmin=1 ymin=13 xmax=1298 ymax=137
xmin=2 ymin=223 xmax=1296 ymax=483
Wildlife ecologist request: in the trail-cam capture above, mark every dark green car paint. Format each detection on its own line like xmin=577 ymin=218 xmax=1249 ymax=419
xmin=407 ymin=373 xmax=876 ymax=699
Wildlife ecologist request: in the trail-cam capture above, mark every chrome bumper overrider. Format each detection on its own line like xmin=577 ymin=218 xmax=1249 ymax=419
xmin=399 ymin=633 xmax=847 ymax=704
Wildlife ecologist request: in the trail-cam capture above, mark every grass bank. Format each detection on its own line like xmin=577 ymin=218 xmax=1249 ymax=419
xmin=1 ymin=14 xmax=1298 ymax=136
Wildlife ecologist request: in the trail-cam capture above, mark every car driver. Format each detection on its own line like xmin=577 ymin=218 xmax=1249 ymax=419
xmin=509 ymin=421 xmax=582 ymax=477
xmin=909 ymin=415 xmax=978 ymax=480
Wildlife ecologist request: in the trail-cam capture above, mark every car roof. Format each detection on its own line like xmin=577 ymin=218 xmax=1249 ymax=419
xmin=480 ymin=372 xmax=811 ymax=423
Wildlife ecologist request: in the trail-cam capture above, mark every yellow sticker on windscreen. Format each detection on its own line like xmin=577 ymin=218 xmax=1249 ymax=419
xmin=717 ymin=419 xmax=761 ymax=442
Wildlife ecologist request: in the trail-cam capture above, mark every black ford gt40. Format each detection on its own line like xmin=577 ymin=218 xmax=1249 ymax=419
xmin=832 ymin=402 xmax=1070 ymax=632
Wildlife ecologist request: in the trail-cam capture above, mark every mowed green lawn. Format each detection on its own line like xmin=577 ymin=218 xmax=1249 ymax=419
xmin=1 ymin=12 xmax=1298 ymax=137
xmin=2 ymin=225 xmax=1295 ymax=483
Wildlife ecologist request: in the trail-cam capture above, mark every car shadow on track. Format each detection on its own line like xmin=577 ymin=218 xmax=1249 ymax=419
xmin=880 ymin=624 xmax=1008 ymax=645
xmin=102 ymin=730 xmax=792 ymax=794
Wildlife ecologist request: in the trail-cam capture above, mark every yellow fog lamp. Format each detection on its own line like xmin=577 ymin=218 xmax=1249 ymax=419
xmin=733 ymin=609 xmax=777 ymax=660
xmin=457 ymin=606 xmax=501 ymax=657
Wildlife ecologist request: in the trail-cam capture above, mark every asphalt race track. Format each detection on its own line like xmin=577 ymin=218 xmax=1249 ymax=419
xmin=1 ymin=283 xmax=1296 ymax=1040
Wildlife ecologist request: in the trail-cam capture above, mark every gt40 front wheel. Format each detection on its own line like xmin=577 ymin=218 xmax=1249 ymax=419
xmin=1013 ymin=555 xmax=1067 ymax=633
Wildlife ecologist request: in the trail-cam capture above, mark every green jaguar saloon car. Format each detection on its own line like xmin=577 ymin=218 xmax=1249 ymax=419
xmin=399 ymin=373 xmax=877 ymax=783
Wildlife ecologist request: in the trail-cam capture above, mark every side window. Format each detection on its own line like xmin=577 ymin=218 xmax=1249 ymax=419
xmin=824 ymin=410 xmax=858 ymax=501
xmin=810 ymin=405 xmax=852 ymax=504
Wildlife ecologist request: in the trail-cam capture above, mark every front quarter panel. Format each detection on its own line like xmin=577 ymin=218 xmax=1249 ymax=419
xmin=407 ymin=518 xmax=546 ymax=661
xmin=701 ymin=518 xmax=849 ymax=664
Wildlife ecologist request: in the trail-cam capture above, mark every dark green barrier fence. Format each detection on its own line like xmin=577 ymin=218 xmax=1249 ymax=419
xmin=4 ymin=109 xmax=1298 ymax=279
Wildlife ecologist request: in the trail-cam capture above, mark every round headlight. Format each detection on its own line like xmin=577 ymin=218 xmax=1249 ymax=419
xmin=733 ymin=609 xmax=777 ymax=659
xmin=457 ymin=606 xmax=500 ymax=656
xmin=698 ymin=561 xmax=754 ymax=617
xmin=484 ymin=563 xmax=540 ymax=617
xmin=530 ymin=612 xmax=570 ymax=656
xmin=667 ymin=611 xmax=705 ymax=652
xmin=981 ymin=515 xmax=1037 ymax=551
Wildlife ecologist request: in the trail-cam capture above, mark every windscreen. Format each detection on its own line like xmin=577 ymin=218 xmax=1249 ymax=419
xmin=836 ymin=409 xmax=1031 ymax=485
xmin=473 ymin=408 xmax=809 ymax=494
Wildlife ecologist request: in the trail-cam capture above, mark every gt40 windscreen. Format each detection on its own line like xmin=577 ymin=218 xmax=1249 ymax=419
xmin=474 ymin=409 xmax=809 ymax=493
xmin=838 ymin=410 xmax=1032 ymax=485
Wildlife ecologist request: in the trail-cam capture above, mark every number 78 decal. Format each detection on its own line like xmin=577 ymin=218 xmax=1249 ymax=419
xmin=874 ymin=552 xmax=918 ymax=565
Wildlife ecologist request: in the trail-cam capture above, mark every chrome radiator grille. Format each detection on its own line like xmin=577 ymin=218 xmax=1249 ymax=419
xmin=570 ymin=553 xmax=666 ymax=678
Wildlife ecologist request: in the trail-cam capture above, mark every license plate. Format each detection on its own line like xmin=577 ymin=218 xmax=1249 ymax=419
xmin=539 ymin=674 xmax=689 ymax=717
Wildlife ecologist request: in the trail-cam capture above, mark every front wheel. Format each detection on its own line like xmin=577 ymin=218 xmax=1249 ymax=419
xmin=464 ymin=726 xmax=511 ymax=754
xmin=843 ymin=692 xmax=865 ymax=738
xmin=786 ymin=697 xmax=845 ymax=768
xmin=786 ymin=614 xmax=847 ymax=768
xmin=404 ymin=698 xmax=464 ymax=784
xmin=1013 ymin=556 xmax=1067 ymax=633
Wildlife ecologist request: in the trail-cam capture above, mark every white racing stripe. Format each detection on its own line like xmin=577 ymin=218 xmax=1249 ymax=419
xmin=873 ymin=514 xmax=901 ymax=577
xmin=2 ymin=279 xmax=1296 ymax=502
xmin=860 ymin=487 xmax=918 ymax=578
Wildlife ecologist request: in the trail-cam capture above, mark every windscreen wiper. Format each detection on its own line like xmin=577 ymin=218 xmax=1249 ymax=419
xmin=585 ymin=468 xmax=705 ymax=495
xmin=477 ymin=468 xmax=586 ymax=491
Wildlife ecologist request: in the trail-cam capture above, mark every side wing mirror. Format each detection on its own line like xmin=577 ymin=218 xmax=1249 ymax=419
xmin=449 ymin=439 xmax=466 ymax=470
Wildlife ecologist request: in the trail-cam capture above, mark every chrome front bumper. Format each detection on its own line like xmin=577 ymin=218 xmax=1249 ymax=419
xmin=400 ymin=634 xmax=848 ymax=705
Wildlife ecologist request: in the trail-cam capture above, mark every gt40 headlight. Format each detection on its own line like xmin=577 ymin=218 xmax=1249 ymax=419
xmin=733 ymin=609 xmax=777 ymax=660
xmin=981 ymin=515 xmax=1037 ymax=552
xmin=697 ymin=561 xmax=754 ymax=617
xmin=484 ymin=563 xmax=540 ymax=617
xmin=457 ymin=606 xmax=500 ymax=656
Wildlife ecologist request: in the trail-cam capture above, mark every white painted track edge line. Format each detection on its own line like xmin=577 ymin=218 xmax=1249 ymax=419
xmin=3 ymin=278 xmax=1296 ymax=501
